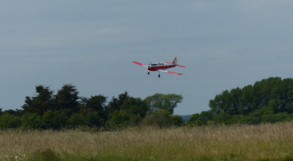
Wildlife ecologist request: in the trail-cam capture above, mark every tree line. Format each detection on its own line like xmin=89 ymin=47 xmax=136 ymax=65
xmin=2 ymin=77 xmax=291 ymax=130
xmin=0 ymin=84 xmax=184 ymax=130
xmin=187 ymin=77 xmax=293 ymax=125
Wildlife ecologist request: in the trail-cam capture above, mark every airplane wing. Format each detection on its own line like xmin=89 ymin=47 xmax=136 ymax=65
xmin=166 ymin=62 xmax=185 ymax=67
xmin=158 ymin=69 xmax=182 ymax=75
xmin=133 ymin=61 xmax=148 ymax=68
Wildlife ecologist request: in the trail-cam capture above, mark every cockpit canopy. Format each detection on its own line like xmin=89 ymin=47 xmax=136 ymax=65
xmin=149 ymin=62 xmax=164 ymax=66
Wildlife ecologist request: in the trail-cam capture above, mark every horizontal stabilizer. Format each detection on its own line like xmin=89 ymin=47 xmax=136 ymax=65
xmin=168 ymin=71 xmax=182 ymax=75
xmin=175 ymin=64 xmax=185 ymax=68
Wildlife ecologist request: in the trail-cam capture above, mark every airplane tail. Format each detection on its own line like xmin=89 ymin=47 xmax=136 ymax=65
xmin=166 ymin=57 xmax=185 ymax=67
xmin=172 ymin=57 xmax=177 ymax=64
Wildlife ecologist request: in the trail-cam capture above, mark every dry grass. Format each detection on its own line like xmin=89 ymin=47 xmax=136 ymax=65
xmin=1 ymin=122 xmax=293 ymax=160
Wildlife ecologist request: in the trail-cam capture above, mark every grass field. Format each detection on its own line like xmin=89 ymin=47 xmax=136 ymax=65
xmin=1 ymin=122 xmax=293 ymax=161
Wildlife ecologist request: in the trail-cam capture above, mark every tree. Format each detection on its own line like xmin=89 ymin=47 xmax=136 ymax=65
xmin=0 ymin=114 xmax=21 ymax=129
xmin=21 ymin=113 xmax=44 ymax=129
xmin=3 ymin=109 xmax=24 ymax=117
xmin=105 ymin=92 xmax=129 ymax=115
xmin=106 ymin=110 xmax=130 ymax=127
xmin=66 ymin=113 xmax=87 ymax=128
xmin=169 ymin=115 xmax=184 ymax=126
xmin=213 ymin=113 xmax=232 ymax=124
xmin=120 ymin=97 xmax=149 ymax=118
xmin=85 ymin=112 xmax=104 ymax=127
xmin=42 ymin=110 xmax=68 ymax=129
xmin=22 ymin=85 xmax=54 ymax=116
xmin=187 ymin=111 xmax=214 ymax=125
xmin=186 ymin=113 xmax=200 ymax=125
xmin=80 ymin=95 xmax=107 ymax=112
xmin=209 ymin=77 xmax=293 ymax=117
xmin=197 ymin=111 xmax=214 ymax=123
xmin=144 ymin=93 xmax=183 ymax=115
xmin=54 ymin=84 xmax=79 ymax=111
xmin=144 ymin=93 xmax=163 ymax=111
xmin=106 ymin=95 xmax=149 ymax=127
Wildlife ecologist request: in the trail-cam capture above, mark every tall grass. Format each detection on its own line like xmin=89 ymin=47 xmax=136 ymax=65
xmin=1 ymin=122 xmax=293 ymax=160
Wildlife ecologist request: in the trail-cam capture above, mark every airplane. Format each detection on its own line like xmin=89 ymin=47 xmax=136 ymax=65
xmin=133 ymin=57 xmax=185 ymax=78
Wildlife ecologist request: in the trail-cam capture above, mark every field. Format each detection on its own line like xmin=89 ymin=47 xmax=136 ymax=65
xmin=1 ymin=123 xmax=293 ymax=161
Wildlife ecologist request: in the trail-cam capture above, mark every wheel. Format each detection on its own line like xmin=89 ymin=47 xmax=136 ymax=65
xmin=158 ymin=75 xmax=160 ymax=78
xmin=148 ymin=72 xmax=150 ymax=75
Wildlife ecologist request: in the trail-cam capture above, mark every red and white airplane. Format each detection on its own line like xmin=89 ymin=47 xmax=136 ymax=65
xmin=133 ymin=57 xmax=185 ymax=77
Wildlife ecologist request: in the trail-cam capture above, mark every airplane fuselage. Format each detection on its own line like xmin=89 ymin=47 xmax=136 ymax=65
xmin=148 ymin=64 xmax=176 ymax=71
xmin=132 ymin=57 xmax=184 ymax=77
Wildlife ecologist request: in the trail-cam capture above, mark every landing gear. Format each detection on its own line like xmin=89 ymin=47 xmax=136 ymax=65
xmin=158 ymin=74 xmax=160 ymax=78
xmin=148 ymin=72 xmax=150 ymax=75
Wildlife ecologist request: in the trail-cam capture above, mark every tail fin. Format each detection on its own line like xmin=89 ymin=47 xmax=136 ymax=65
xmin=172 ymin=57 xmax=177 ymax=64
xmin=166 ymin=57 xmax=185 ymax=67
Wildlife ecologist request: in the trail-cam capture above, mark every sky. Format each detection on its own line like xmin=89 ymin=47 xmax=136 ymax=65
xmin=1 ymin=0 xmax=293 ymax=115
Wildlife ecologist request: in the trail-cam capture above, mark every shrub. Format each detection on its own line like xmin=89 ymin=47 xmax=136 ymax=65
xmin=30 ymin=149 xmax=60 ymax=161
xmin=186 ymin=113 xmax=200 ymax=125
xmin=21 ymin=113 xmax=44 ymax=129
xmin=106 ymin=110 xmax=130 ymax=128
xmin=142 ymin=109 xmax=171 ymax=127
xmin=42 ymin=110 xmax=67 ymax=129
xmin=169 ymin=115 xmax=184 ymax=126
xmin=85 ymin=111 xmax=104 ymax=127
xmin=66 ymin=113 xmax=87 ymax=128
xmin=0 ymin=113 xmax=21 ymax=129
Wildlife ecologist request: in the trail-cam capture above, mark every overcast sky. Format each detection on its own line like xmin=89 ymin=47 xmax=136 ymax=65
xmin=1 ymin=0 xmax=293 ymax=115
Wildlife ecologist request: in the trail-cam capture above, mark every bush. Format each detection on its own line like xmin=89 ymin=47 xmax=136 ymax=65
xmin=142 ymin=109 xmax=171 ymax=127
xmin=186 ymin=113 xmax=200 ymax=125
xmin=169 ymin=115 xmax=184 ymax=126
xmin=42 ymin=110 xmax=68 ymax=129
xmin=66 ymin=113 xmax=87 ymax=128
xmin=0 ymin=113 xmax=21 ymax=129
xmin=261 ymin=112 xmax=291 ymax=123
xmin=106 ymin=110 xmax=130 ymax=128
xmin=128 ymin=114 xmax=142 ymax=126
xmin=214 ymin=113 xmax=232 ymax=124
xmin=282 ymin=156 xmax=293 ymax=161
xmin=85 ymin=112 xmax=104 ymax=127
xmin=30 ymin=149 xmax=60 ymax=161
xmin=228 ymin=115 xmax=246 ymax=124
xmin=21 ymin=113 xmax=44 ymax=129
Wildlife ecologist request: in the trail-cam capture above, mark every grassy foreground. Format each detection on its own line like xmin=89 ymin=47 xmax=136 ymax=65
xmin=1 ymin=123 xmax=293 ymax=161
